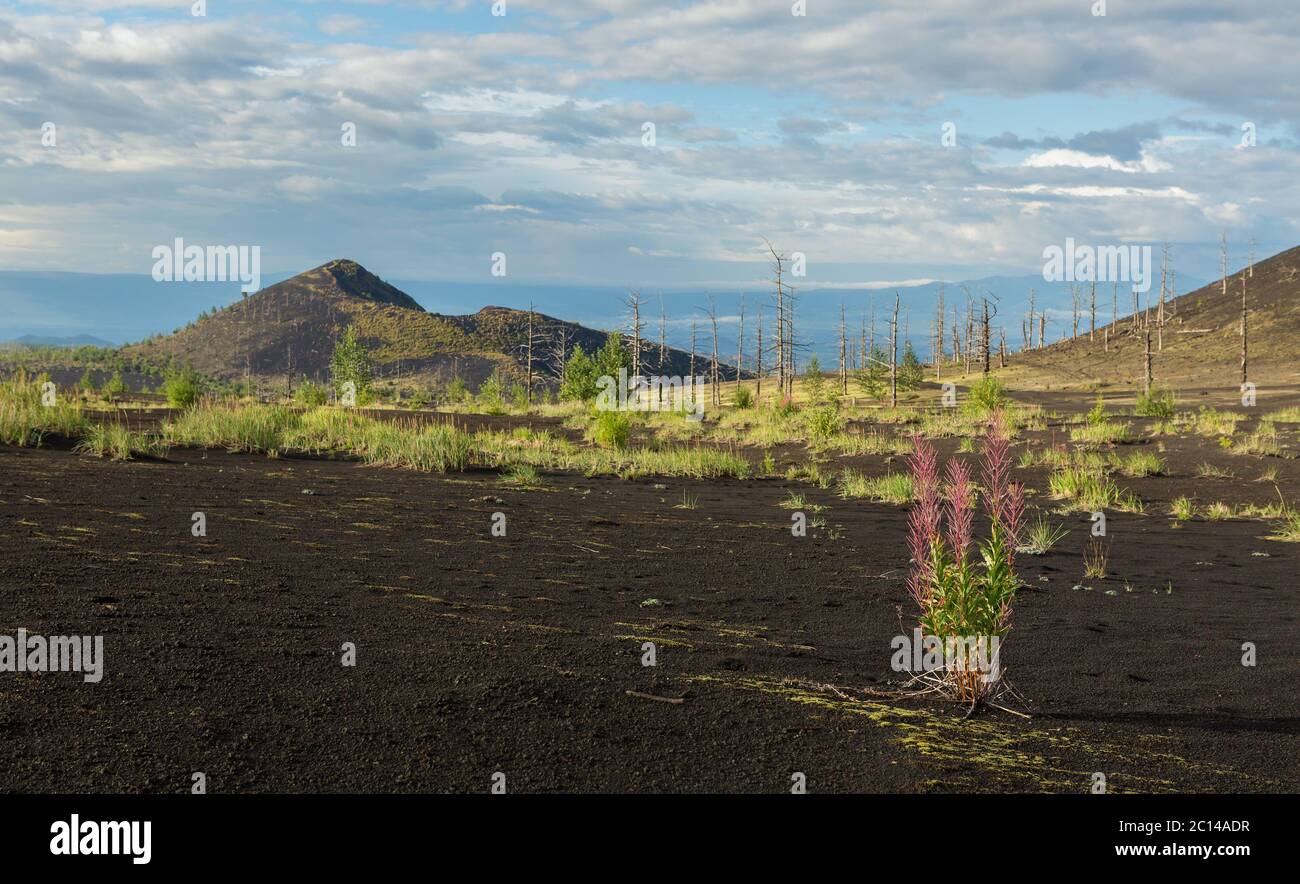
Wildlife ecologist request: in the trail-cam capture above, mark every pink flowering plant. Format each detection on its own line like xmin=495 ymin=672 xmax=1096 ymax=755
xmin=905 ymin=412 xmax=1025 ymax=705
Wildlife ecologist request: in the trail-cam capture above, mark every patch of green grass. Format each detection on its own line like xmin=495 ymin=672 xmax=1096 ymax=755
xmin=1113 ymin=451 xmax=1164 ymax=477
xmin=1184 ymin=406 xmax=1241 ymax=437
xmin=165 ymin=403 xmax=299 ymax=454
xmin=818 ymin=429 xmax=910 ymax=457
xmin=1018 ymin=515 xmax=1068 ymax=555
xmin=500 ymin=464 xmax=541 ymax=487
xmin=1264 ymin=406 xmax=1300 ymax=423
xmin=0 ymin=373 xmax=91 ymax=446
xmin=1231 ymin=421 xmax=1285 ymax=458
xmin=837 ymin=469 xmax=914 ymax=504
xmin=1070 ymin=420 xmax=1133 ymax=445
xmin=1169 ymin=496 xmax=1195 ymax=521
xmin=1266 ymin=511 xmax=1300 ymax=542
xmin=1048 ymin=467 xmax=1142 ymax=513
xmin=779 ymin=490 xmax=824 ymax=512
xmin=75 ymin=424 xmax=167 ymax=461
xmin=1203 ymin=501 xmax=1234 ymax=521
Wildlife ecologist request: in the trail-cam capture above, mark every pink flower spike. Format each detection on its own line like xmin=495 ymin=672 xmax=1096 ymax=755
xmin=905 ymin=435 xmax=943 ymax=608
xmin=945 ymin=459 xmax=973 ymax=561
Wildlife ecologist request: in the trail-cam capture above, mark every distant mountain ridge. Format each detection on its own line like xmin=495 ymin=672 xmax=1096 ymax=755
xmin=2 ymin=334 xmax=115 ymax=348
xmin=122 ymin=259 xmax=737 ymax=388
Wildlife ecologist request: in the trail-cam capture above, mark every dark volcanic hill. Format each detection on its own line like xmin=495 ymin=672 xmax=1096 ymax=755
xmin=125 ymin=259 xmax=732 ymax=389
xmin=1002 ymin=244 xmax=1300 ymax=390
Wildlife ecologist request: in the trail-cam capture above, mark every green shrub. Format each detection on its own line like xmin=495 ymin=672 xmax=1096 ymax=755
xmin=163 ymin=365 xmax=203 ymax=409
xmin=101 ymin=371 xmax=129 ymax=403
xmin=1135 ymin=385 xmax=1175 ymax=418
xmin=294 ymin=381 xmax=329 ymax=407
xmin=1086 ymin=392 xmax=1107 ymax=426
xmin=803 ymin=403 xmax=843 ymax=439
xmin=731 ymin=386 xmax=755 ymax=409
xmin=591 ymin=409 xmax=631 ymax=449
xmin=445 ymin=377 xmax=469 ymax=403
xmin=803 ymin=356 xmax=829 ymax=404
xmin=964 ymin=375 xmax=1008 ymax=414
xmin=477 ymin=370 xmax=507 ymax=414
xmin=330 ymin=325 xmax=372 ymax=404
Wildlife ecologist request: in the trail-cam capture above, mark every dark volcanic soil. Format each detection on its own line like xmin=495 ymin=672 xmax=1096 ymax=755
xmin=0 ymin=443 xmax=1295 ymax=794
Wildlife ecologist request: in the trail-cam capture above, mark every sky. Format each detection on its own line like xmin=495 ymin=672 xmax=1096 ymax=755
xmin=1 ymin=0 xmax=1297 ymax=295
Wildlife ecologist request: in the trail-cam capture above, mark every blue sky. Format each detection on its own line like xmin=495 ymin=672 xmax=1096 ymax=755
xmin=1 ymin=0 xmax=1296 ymax=295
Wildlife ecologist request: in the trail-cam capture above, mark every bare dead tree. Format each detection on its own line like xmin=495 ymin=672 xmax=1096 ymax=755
xmin=858 ymin=313 xmax=867 ymax=372
xmin=890 ymin=292 xmax=900 ymax=407
xmin=1248 ymin=235 xmax=1256 ymax=278
xmin=1070 ymin=283 xmax=1080 ymax=339
xmin=626 ymin=289 xmax=645 ymax=381
xmin=658 ymin=294 xmax=667 ymax=373
xmin=736 ymin=294 xmax=746 ymax=396
xmin=963 ymin=291 xmax=974 ymax=374
xmin=1089 ymin=280 xmax=1097 ymax=341
xmin=1143 ymin=325 xmax=1153 ymax=394
xmin=754 ymin=305 xmax=763 ymax=400
xmin=689 ymin=319 xmax=697 ymax=380
xmin=547 ymin=322 xmax=576 ymax=381
xmin=707 ymin=295 xmax=720 ymax=407
xmin=998 ymin=327 xmax=1006 ymax=368
xmin=1220 ymin=230 xmax=1230 ymax=299
xmin=839 ymin=303 xmax=848 ymax=395
xmin=934 ymin=286 xmax=944 ymax=380
xmin=1110 ymin=280 xmax=1118 ymax=350
xmin=1157 ymin=243 xmax=1168 ymax=351
xmin=1025 ymin=287 xmax=1035 ymax=351
xmin=786 ymin=290 xmax=799 ymax=396
xmin=526 ymin=302 xmax=536 ymax=403
xmin=980 ymin=296 xmax=992 ymax=374
xmin=764 ymin=238 xmax=792 ymax=398
xmin=1240 ymin=274 xmax=1249 ymax=386
xmin=951 ymin=305 xmax=961 ymax=366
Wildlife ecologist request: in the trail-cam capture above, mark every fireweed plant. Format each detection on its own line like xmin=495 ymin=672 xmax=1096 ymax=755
xmin=905 ymin=413 xmax=1025 ymax=706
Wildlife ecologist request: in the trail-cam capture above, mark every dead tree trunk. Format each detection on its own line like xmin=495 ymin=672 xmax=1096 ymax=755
xmin=935 ymin=285 xmax=945 ymax=379
xmin=1240 ymin=275 xmax=1249 ymax=386
xmin=526 ymin=303 xmax=535 ymax=403
xmin=838 ymin=303 xmax=848 ymax=395
xmin=981 ymin=297 xmax=991 ymax=375
xmin=1143 ymin=326 xmax=1153 ymax=394
xmin=1220 ymin=231 xmax=1229 ymax=298
xmin=736 ymin=295 xmax=745 ymax=396
xmin=708 ymin=296 xmax=720 ymax=407
xmin=1089 ymin=281 xmax=1097 ymax=341
xmin=689 ymin=320 xmax=696 ymax=380
xmin=890 ymin=293 xmax=900 ymax=408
